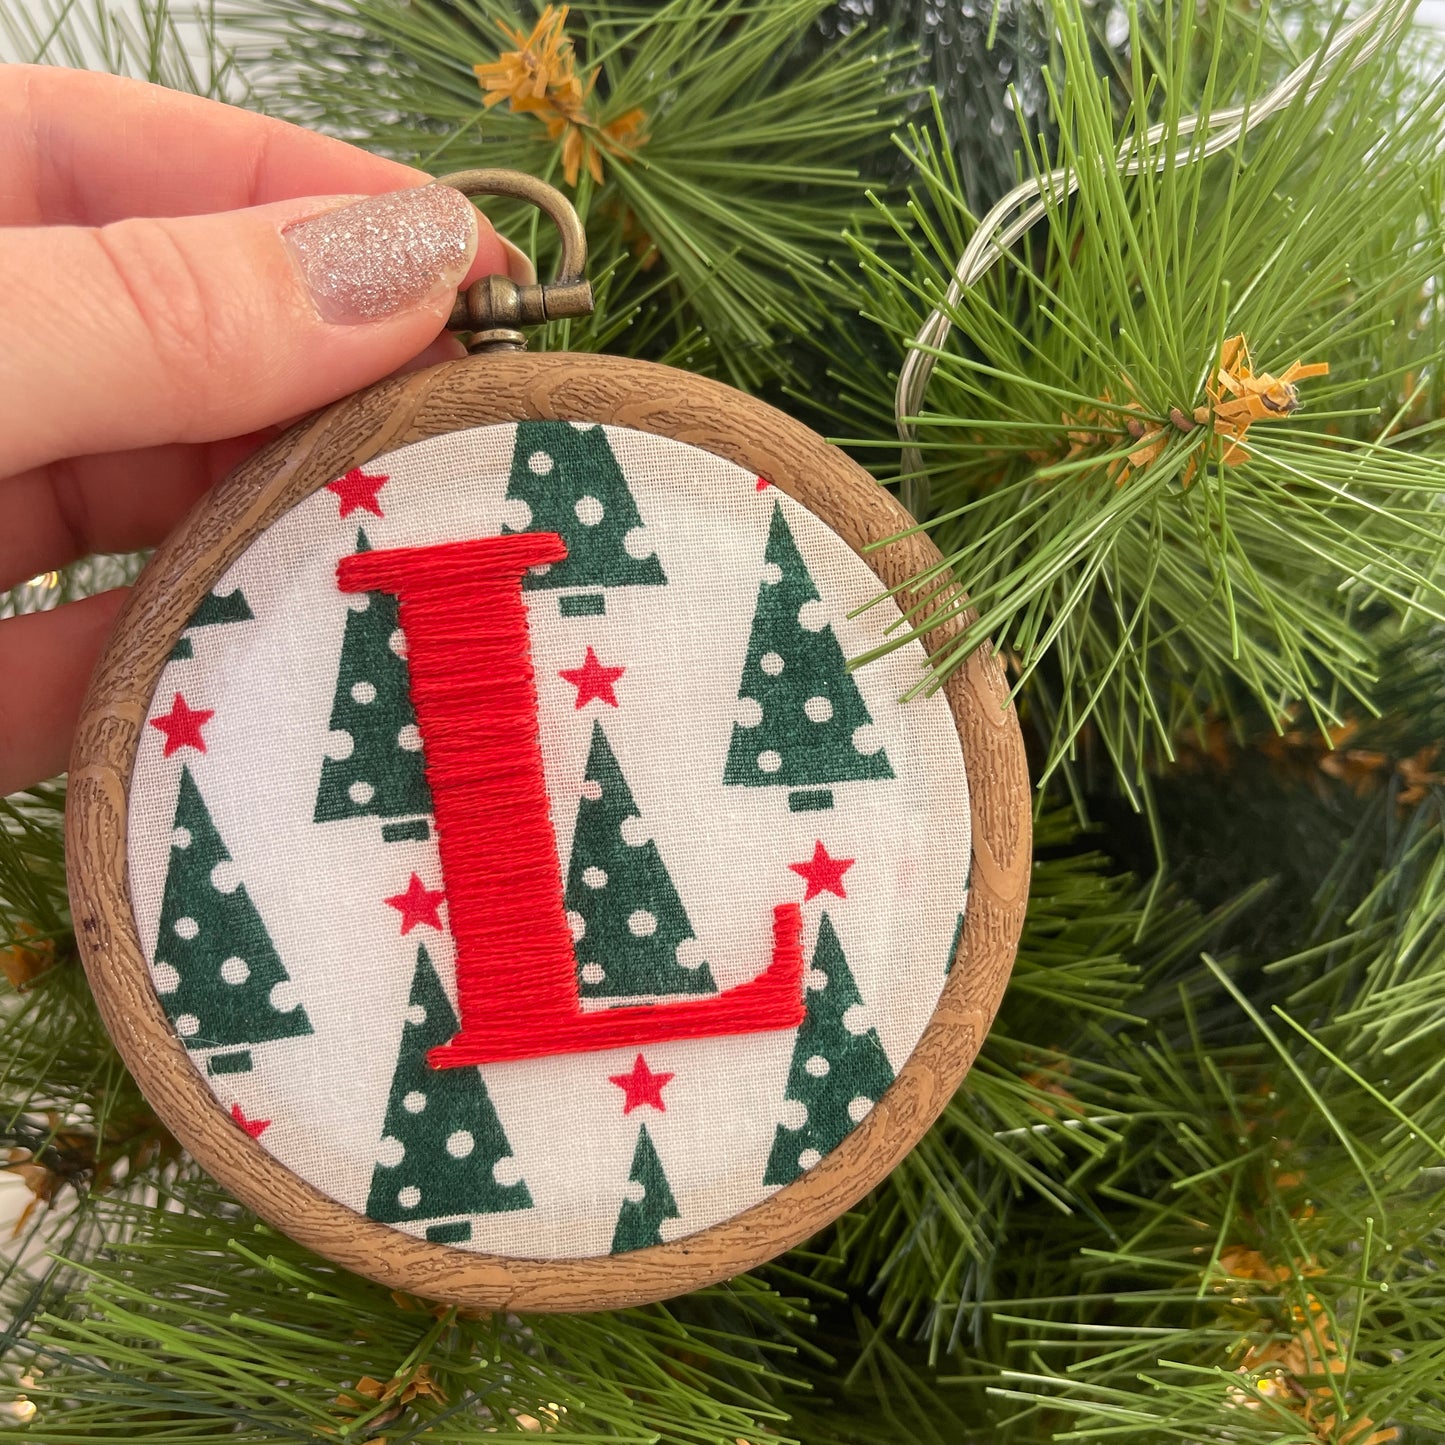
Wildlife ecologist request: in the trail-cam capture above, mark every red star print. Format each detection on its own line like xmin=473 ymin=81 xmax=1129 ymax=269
xmin=149 ymin=694 xmax=214 ymax=757
xmin=385 ymin=873 xmax=446 ymax=934
xmin=755 ymin=475 xmax=772 ymax=491
xmin=230 ymin=1103 xmax=270 ymax=1139
xmin=558 ymin=645 xmax=625 ymax=709
xmin=788 ymin=840 xmax=855 ymax=901
xmin=608 ymin=1054 xmax=674 ymax=1114
xmin=326 ymin=467 xmax=389 ymax=519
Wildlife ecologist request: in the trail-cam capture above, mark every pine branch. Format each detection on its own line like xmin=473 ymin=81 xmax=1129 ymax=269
xmin=10 ymin=1180 xmax=807 ymax=1441
xmin=221 ymin=0 xmax=914 ymax=388
xmin=0 ymin=0 xmax=245 ymax=98
xmin=836 ymin=0 xmax=1445 ymax=804
xmin=859 ymin=0 xmax=1371 ymax=215
xmin=930 ymin=787 xmax=1445 ymax=1443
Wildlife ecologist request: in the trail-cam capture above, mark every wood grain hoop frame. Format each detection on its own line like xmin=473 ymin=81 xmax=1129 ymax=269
xmin=66 ymin=352 xmax=1031 ymax=1313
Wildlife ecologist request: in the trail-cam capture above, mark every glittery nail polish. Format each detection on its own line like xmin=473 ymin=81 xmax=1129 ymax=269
xmin=283 ymin=185 xmax=478 ymax=325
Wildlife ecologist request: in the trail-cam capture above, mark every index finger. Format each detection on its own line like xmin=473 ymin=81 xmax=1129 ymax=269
xmin=0 ymin=64 xmax=424 ymax=226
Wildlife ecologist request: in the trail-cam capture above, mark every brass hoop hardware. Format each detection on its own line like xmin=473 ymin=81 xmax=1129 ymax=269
xmin=439 ymin=169 xmax=593 ymax=352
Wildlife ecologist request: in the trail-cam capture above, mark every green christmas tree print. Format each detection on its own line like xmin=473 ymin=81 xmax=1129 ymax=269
xmin=725 ymin=502 xmax=894 ymax=812
xmin=763 ymin=913 xmax=895 ymax=1187
xmin=314 ymin=529 xmax=432 ymax=844
xmin=501 ymin=421 xmax=665 ymax=614
xmin=169 ymin=587 xmax=254 ymax=661
xmin=610 ymin=1123 xmax=680 ymax=1254
xmin=152 ymin=766 xmax=313 ymax=1076
xmin=367 ymin=946 xmax=533 ymax=1242
xmin=567 ymin=722 xmax=718 ymax=1001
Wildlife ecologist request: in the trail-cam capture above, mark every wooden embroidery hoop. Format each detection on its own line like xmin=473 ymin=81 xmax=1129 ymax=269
xmin=65 ymin=178 xmax=1030 ymax=1313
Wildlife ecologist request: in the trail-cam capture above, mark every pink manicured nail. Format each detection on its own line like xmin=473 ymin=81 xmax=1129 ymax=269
xmin=284 ymin=185 xmax=478 ymax=324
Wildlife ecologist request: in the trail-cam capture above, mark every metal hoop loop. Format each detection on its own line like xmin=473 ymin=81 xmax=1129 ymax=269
xmin=439 ymin=169 xmax=594 ymax=348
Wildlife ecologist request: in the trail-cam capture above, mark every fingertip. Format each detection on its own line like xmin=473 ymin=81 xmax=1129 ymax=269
xmin=456 ymin=202 xmax=535 ymax=289
xmin=1 ymin=182 xmax=533 ymax=475
xmin=501 ymin=234 xmax=537 ymax=285
xmin=0 ymin=589 xmax=129 ymax=794
xmin=391 ymin=333 xmax=469 ymax=378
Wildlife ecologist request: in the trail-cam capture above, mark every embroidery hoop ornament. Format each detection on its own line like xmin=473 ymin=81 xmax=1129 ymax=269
xmin=65 ymin=171 xmax=1031 ymax=1312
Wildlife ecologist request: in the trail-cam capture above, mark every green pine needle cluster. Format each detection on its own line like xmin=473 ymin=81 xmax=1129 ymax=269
xmin=19 ymin=1185 xmax=806 ymax=1441
xmin=4 ymin=0 xmax=1445 ymax=1441
xmin=0 ymin=0 xmax=242 ymax=98
xmin=771 ymin=787 xmax=1445 ymax=1443
xmin=967 ymin=796 xmax=1445 ymax=1442
xmin=839 ymin=0 xmax=1445 ymax=801
xmin=864 ymin=0 xmax=1363 ymax=214
xmin=223 ymin=0 xmax=913 ymax=386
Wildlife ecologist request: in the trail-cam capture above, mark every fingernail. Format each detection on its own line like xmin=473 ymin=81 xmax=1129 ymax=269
xmin=284 ymin=185 xmax=478 ymax=325
xmin=497 ymin=234 xmax=537 ymax=286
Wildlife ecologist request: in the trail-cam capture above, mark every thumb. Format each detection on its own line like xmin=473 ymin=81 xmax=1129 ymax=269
xmin=0 ymin=185 xmax=512 ymax=478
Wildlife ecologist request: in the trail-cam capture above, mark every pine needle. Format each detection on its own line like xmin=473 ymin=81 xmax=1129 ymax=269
xmin=838 ymin=2 xmax=1445 ymax=804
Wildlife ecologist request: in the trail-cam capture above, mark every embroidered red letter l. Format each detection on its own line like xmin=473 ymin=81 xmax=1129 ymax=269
xmin=339 ymin=534 xmax=804 ymax=1067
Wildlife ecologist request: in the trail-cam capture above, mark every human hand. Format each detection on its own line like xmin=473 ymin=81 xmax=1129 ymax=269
xmin=0 ymin=65 xmax=527 ymax=794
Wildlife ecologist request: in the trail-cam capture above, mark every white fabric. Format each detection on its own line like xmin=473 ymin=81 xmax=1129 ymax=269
xmin=127 ymin=423 xmax=971 ymax=1259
